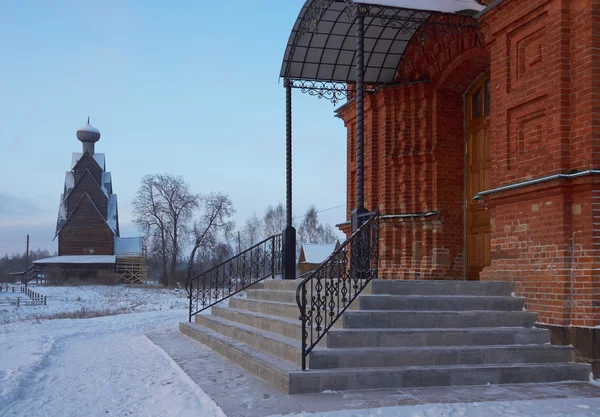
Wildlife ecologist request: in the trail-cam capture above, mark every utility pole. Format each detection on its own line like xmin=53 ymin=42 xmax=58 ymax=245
xmin=24 ymin=234 xmax=29 ymax=287
xmin=237 ymin=231 xmax=241 ymax=254
xmin=25 ymin=234 xmax=29 ymax=272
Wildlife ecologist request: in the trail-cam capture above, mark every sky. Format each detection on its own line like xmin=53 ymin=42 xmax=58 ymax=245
xmin=0 ymin=0 xmax=348 ymax=256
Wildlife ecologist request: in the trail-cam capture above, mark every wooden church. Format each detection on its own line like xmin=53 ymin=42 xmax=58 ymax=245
xmin=34 ymin=120 xmax=147 ymax=284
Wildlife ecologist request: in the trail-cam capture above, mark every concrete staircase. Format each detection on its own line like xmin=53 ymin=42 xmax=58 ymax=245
xmin=180 ymin=279 xmax=591 ymax=394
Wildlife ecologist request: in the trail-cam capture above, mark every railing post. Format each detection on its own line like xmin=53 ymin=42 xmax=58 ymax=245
xmin=301 ymin=292 xmax=307 ymax=371
xmin=188 ymin=281 xmax=193 ymax=323
xmin=270 ymin=236 xmax=276 ymax=278
xmin=283 ymin=79 xmax=297 ymax=281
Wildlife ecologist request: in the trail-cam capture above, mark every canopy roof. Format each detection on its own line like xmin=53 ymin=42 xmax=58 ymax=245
xmin=281 ymin=0 xmax=483 ymax=85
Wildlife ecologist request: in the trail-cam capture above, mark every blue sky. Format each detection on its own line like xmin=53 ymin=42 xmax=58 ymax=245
xmin=0 ymin=0 xmax=347 ymax=256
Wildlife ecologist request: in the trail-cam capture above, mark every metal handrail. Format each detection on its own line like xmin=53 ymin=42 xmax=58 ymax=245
xmin=187 ymin=234 xmax=283 ymax=321
xmin=295 ymin=213 xmax=379 ymax=370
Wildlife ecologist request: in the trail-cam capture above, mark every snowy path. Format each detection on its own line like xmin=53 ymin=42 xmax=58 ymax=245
xmin=0 ymin=310 xmax=225 ymax=417
xmin=2 ymin=308 xmax=600 ymax=417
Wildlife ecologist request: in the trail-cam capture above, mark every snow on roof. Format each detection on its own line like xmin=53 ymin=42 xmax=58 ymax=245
xmin=64 ymin=172 xmax=75 ymax=194
xmin=301 ymin=243 xmax=338 ymax=264
xmin=101 ymin=172 xmax=112 ymax=196
xmin=55 ymin=194 xmax=67 ymax=235
xmin=33 ymin=255 xmax=116 ymax=265
xmin=71 ymin=152 xmax=105 ymax=171
xmin=114 ymin=237 xmax=143 ymax=255
xmin=107 ymin=194 xmax=119 ymax=236
xmin=357 ymin=0 xmax=484 ymax=13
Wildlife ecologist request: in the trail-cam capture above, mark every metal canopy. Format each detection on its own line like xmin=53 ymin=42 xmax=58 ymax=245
xmin=281 ymin=0 xmax=483 ymax=88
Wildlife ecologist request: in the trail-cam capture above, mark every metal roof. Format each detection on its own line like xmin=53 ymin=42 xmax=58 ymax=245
xmin=281 ymin=0 xmax=483 ymax=85
xmin=300 ymin=243 xmax=338 ymax=264
xmin=33 ymin=255 xmax=116 ymax=265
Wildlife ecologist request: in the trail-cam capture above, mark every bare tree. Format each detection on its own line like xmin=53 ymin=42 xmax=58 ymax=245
xmin=132 ymin=175 xmax=170 ymax=283
xmin=263 ymin=203 xmax=286 ymax=237
xmin=133 ymin=174 xmax=199 ymax=285
xmin=241 ymin=213 xmax=264 ymax=249
xmin=297 ymin=205 xmax=338 ymax=245
xmin=185 ymin=192 xmax=235 ymax=281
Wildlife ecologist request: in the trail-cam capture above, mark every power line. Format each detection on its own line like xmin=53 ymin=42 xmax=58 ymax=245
xmin=0 ymin=241 xmax=26 ymax=249
xmin=293 ymin=204 xmax=345 ymax=221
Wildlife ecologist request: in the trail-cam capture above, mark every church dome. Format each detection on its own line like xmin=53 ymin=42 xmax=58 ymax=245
xmin=76 ymin=118 xmax=101 ymax=143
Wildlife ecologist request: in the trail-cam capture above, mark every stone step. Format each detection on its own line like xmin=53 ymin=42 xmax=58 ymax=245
xmin=247 ymin=289 xmax=297 ymax=304
xmin=288 ymin=363 xmax=591 ymax=393
xmin=358 ymin=295 xmax=525 ymax=311
xmin=194 ymin=313 xmax=302 ymax=365
xmin=343 ymin=310 xmax=537 ymax=329
xmin=370 ymin=280 xmax=514 ymax=296
xmin=246 ymin=288 xmax=363 ymax=311
xmin=308 ymin=345 xmax=574 ymax=369
xmin=229 ymin=297 xmax=352 ymax=321
xmin=326 ymin=327 xmax=550 ymax=348
xmin=180 ymin=321 xmax=295 ymax=392
xmin=263 ymin=279 xmax=304 ymax=292
xmin=180 ymin=322 xmax=591 ymax=394
xmin=211 ymin=305 xmax=304 ymax=340
xmin=229 ymin=297 xmax=300 ymax=320
xmin=263 ymin=278 xmax=373 ymax=294
xmin=262 ymin=279 xmax=514 ymax=297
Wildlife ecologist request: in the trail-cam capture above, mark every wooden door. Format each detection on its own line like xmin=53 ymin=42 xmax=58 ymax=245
xmin=466 ymin=74 xmax=491 ymax=280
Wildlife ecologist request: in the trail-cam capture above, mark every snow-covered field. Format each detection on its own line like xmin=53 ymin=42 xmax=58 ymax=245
xmin=1 ymin=285 xmax=600 ymax=417
xmin=0 ymin=284 xmax=189 ymax=324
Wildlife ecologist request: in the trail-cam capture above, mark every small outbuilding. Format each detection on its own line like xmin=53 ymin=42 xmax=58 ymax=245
xmin=297 ymin=243 xmax=339 ymax=275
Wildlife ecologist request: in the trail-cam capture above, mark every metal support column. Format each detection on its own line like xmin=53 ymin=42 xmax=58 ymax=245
xmin=351 ymin=12 xmax=368 ymax=232
xmin=283 ymin=80 xmax=297 ymax=280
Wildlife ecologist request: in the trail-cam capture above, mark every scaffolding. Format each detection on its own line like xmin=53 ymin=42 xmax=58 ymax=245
xmin=115 ymin=252 xmax=148 ymax=285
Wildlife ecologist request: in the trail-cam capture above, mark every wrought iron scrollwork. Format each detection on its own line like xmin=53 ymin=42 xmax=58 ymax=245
xmin=359 ymin=5 xmax=479 ymax=42
xmin=289 ymin=80 xmax=353 ymax=105
xmin=186 ymin=234 xmax=283 ymax=321
xmin=296 ymin=213 xmax=379 ymax=370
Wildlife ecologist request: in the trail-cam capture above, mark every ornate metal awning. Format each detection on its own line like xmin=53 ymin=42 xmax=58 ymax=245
xmin=280 ymin=0 xmax=483 ymax=103
xmin=278 ymin=1 xmax=486 ymax=281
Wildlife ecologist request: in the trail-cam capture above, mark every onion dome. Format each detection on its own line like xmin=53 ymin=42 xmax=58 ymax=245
xmin=76 ymin=117 xmax=101 ymax=143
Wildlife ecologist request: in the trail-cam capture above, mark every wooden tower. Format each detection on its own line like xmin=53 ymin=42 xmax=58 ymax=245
xmin=55 ymin=118 xmax=119 ymax=255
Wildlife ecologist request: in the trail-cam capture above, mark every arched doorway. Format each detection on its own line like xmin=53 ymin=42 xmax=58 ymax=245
xmin=465 ymin=73 xmax=491 ymax=280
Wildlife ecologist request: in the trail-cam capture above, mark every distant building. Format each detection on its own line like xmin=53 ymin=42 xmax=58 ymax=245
xmin=297 ymin=242 xmax=339 ymax=275
xmin=33 ymin=120 xmax=147 ymax=284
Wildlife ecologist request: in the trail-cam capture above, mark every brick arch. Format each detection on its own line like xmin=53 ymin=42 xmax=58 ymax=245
xmin=396 ymin=27 xmax=486 ymax=85
xmin=435 ymin=47 xmax=490 ymax=93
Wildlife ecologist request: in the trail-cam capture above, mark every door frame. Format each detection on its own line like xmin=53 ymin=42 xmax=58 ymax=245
xmin=463 ymin=70 xmax=491 ymax=281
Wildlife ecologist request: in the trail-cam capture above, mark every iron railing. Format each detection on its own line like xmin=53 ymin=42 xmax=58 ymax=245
xmin=296 ymin=213 xmax=379 ymax=370
xmin=187 ymin=234 xmax=283 ymax=321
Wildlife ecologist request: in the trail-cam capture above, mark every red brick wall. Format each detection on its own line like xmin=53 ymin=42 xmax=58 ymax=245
xmin=338 ymin=24 xmax=488 ymax=280
xmin=479 ymin=0 xmax=600 ymax=326
xmin=338 ymin=0 xmax=600 ymax=326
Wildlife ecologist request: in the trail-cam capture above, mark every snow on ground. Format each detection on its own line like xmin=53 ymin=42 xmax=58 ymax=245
xmin=0 ymin=284 xmax=189 ymax=324
xmin=0 ymin=310 xmax=225 ymax=417
xmin=265 ymin=398 xmax=600 ymax=417
xmin=2 ymin=284 xmax=600 ymax=417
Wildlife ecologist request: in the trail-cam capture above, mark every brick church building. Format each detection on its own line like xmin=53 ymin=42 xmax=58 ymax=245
xmin=178 ymin=0 xmax=599 ymax=389
xmin=319 ymin=0 xmax=598 ymax=362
